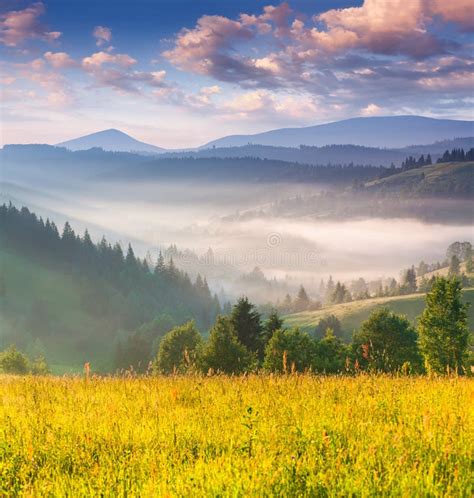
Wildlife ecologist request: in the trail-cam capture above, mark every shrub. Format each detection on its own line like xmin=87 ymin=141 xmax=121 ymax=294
xmin=0 ymin=346 xmax=30 ymax=374
xmin=353 ymin=308 xmax=422 ymax=373
xmin=154 ymin=321 xmax=202 ymax=374
xmin=264 ymin=328 xmax=315 ymax=373
xmin=199 ymin=316 xmax=254 ymax=374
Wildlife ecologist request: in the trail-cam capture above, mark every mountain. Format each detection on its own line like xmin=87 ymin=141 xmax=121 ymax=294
xmin=161 ymin=137 xmax=474 ymax=167
xmin=201 ymin=116 xmax=474 ymax=149
xmin=57 ymin=129 xmax=164 ymax=153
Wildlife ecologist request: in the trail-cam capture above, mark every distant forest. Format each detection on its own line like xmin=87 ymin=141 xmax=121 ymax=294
xmin=0 ymin=204 xmax=221 ymax=369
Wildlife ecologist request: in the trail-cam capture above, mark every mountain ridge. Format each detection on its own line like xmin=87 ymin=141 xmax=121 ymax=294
xmin=201 ymin=116 xmax=474 ymax=149
xmin=57 ymin=128 xmax=164 ymax=153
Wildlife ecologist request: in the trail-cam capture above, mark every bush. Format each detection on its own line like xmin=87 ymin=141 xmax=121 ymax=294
xmin=0 ymin=346 xmax=30 ymax=374
xmin=264 ymin=328 xmax=315 ymax=373
xmin=313 ymin=329 xmax=348 ymax=373
xmin=353 ymin=308 xmax=422 ymax=373
xmin=154 ymin=321 xmax=202 ymax=374
xmin=30 ymin=355 xmax=51 ymax=375
xmin=199 ymin=316 xmax=254 ymax=374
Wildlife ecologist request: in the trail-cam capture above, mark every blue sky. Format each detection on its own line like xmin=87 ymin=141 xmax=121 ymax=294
xmin=1 ymin=0 xmax=472 ymax=147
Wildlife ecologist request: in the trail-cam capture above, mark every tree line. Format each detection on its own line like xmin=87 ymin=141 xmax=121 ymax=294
xmin=0 ymin=204 xmax=221 ymax=363
xmin=148 ymin=276 xmax=470 ymax=376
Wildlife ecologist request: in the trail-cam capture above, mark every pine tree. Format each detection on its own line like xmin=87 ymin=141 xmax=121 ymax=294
xmin=154 ymin=251 xmax=165 ymax=275
xmin=449 ymin=255 xmax=461 ymax=276
xmin=294 ymin=285 xmax=310 ymax=312
xmin=418 ymin=277 xmax=470 ymax=373
xmin=230 ymin=297 xmax=262 ymax=354
xmin=262 ymin=308 xmax=284 ymax=346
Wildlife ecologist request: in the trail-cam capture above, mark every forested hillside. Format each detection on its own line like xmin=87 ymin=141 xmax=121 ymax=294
xmin=229 ymin=161 xmax=474 ymax=223
xmin=0 ymin=204 xmax=220 ymax=371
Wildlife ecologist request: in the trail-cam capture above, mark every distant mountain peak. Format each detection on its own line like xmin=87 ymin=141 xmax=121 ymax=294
xmin=57 ymin=129 xmax=164 ymax=153
xmin=201 ymin=115 xmax=474 ymax=149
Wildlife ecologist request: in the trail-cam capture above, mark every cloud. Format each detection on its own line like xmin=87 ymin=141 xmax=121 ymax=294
xmin=200 ymin=85 xmax=221 ymax=96
xmin=430 ymin=0 xmax=474 ymax=32
xmin=219 ymin=89 xmax=319 ymax=123
xmin=44 ymin=51 xmax=76 ymax=69
xmin=361 ymin=103 xmax=382 ymax=116
xmin=163 ymin=15 xmax=254 ymax=75
xmin=0 ymin=2 xmax=61 ymax=47
xmin=81 ymin=51 xmax=170 ymax=93
xmin=159 ymin=0 xmax=473 ymax=122
xmin=82 ymin=51 xmax=136 ymax=69
xmin=93 ymin=25 xmax=112 ymax=46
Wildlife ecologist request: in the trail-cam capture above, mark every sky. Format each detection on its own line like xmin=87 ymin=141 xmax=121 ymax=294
xmin=0 ymin=0 xmax=473 ymax=148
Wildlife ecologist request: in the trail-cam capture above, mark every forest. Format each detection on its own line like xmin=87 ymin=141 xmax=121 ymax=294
xmin=1 ymin=202 xmax=472 ymax=376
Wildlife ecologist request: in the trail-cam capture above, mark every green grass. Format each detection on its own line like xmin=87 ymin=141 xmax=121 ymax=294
xmin=1 ymin=374 xmax=472 ymax=497
xmin=284 ymin=289 xmax=474 ymax=340
xmin=364 ymin=161 xmax=474 ymax=192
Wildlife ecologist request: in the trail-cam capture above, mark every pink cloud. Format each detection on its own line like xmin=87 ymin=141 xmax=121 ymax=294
xmin=308 ymin=0 xmax=439 ymax=58
xmin=81 ymin=51 xmax=169 ymax=93
xmin=93 ymin=25 xmax=112 ymax=46
xmin=431 ymin=0 xmax=474 ymax=31
xmin=163 ymin=15 xmax=254 ymax=74
xmin=82 ymin=51 xmax=136 ymax=69
xmin=0 ymin=2 xmax=61 ymax=47
xmin=44 ymin=51 xmax=76 ymax=69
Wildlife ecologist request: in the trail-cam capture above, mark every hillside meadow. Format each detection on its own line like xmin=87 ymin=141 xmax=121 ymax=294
xmin=284 ymin=288 xmax=474 ymax=340
xmin=1 ymin=374 xmax=472 ymax=497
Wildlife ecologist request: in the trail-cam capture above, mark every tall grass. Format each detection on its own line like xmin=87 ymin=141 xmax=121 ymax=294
xmin=1 ymin=374 xmax=472 ymax=496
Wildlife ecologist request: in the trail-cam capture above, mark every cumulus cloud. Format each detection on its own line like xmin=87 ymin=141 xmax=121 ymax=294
xmin=82 ymin=51 xmax=136 ymax=69
xmin=0 ymin=2 xmax=61 ymax=46
xmin=361 ymin=103 xmax=382 ymax=116
xmin=81 ymin=51 xmax=170 ymax=93
xmin=44 ymin=51 xmax=76 ymax=69
xmin=93 ymin=25 xmax=112 ymax=46
xmin=430 ymin=0 xmax=474 ymax=32
xmin=160 ymin=0 xmax=473 ymax=118
xmin=163 ymin=15 xmax=254 ymax=75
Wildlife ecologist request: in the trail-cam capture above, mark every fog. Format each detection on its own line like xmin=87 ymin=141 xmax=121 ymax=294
xmin=6 ymin=177 xmax=472 ymax=302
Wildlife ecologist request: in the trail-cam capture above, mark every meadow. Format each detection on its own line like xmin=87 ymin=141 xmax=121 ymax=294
xmin=284 ymin=288 xmax=474 ymax=340
xmin=1 ymin=374 xmax=472 ymax=497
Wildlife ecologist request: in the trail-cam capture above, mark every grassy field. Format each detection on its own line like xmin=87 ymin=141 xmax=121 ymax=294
xmin=1 ymin=375 xmax=472 ymax=497
xmin=284 ymin=288 xmax=474 ymax=340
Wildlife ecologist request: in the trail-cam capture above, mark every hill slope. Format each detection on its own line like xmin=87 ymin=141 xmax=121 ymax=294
xmin=284 ymin=289 xmax=474 ymax=341
xmin=162 ymin=138 xmax=474 ymax=167
xmin=203 ymin=116 xmax=474 ymax=149
xmin=57 ymin=129 xmax=164 ymax=153
xmin=0 ymin=204 xmax=220 ymax=372
xmin=364 ymin=161 xmax=474 ymax=196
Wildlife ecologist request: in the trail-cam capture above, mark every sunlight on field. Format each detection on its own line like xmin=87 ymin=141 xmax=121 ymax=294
xmin=285 ymin=288 xmax=474 ymax=339
xmin=1 ymin=375 xmax=472 ymax=497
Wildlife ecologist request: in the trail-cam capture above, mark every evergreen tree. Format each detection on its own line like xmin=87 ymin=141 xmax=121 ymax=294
xmin=199 ymin=316 xmax=253 ymax=374
xmin=312 ymin=329 xmax=347 ymax=373
xmin=449 ymin=255 xmax=461 ymax=276
xmin=230 ymin=297 xmax=262 ymax=354
xmin=262 ymin=308 xmax=284 ymax=346
xmin=154 ymin=251 xmax=165 ymax=275
xmin=325 ymin=276 xmax=335 ymax=303
xmin=401 ymin=266 xmax=417 ymax=294
xmin=418 ymin=277 xmax=470 ymax=373
xmin=294 ymin=285 xmax=310 ymax=312
xmin=314 ymin=315 xmax=342 ymax=340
